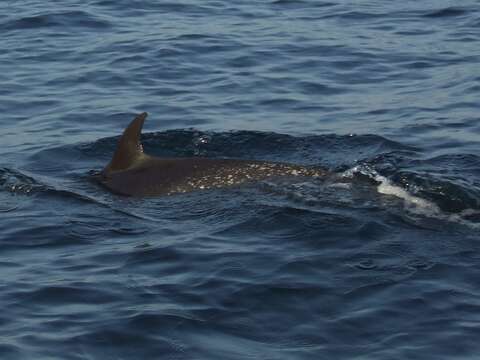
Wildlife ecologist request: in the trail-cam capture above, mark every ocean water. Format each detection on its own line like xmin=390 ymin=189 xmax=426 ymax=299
xmin=1 ymin=1 xmax=480 ymax=359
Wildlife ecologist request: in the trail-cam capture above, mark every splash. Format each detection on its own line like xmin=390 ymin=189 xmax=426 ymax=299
xmin=342 ymin=165 xmax=480 ymax=229
xmin=0 ymin=168 xmax=46 ymax=195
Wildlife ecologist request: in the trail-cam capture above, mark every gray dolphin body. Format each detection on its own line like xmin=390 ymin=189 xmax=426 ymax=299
xmin=98 ymin=112 xmax=328 ymax=196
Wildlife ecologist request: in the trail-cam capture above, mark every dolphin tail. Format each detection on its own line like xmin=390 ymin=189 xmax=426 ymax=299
xmin=104 ymin=112 xmax=148 ymax=174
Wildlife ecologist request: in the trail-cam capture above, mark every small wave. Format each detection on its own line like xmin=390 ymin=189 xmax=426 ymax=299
xmin=298 ymin=81 xmax=347 ymax=95
xmin=18 ymin=284 xmax=118 ymax=305
xmin=1 ymin=11 xmax=111 ymax=31
xmin=0 ymin=168 xmax=47 ymax=195
xmin=0 ymin=166 xmax=152 ymax=222
xmin=413 ymin=154 xmax=480 ymax=175
xmin=343 ymin=165 xmax=480 ymax=229
xmin=0 ymin=344 xmax=21 ymax=358
xmin=270 ymin=0 xmax=336 ymax=8
xmin=94 ymin=0 xmax=208 ymax=14
xmin=271 ymin=0 xmax=307 ymax=4
xmin=422 ymin=7 xmax=469 ymax=18
xmin=323 ymin=10 xmax=386 ymax=21
xmin=342 ymin=165 xmax=439 ymax=215
xmin=0 ymin=205 xmax=18 ymax=213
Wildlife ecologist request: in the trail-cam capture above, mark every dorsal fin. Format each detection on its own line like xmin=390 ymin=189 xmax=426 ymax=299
xmin=104 ymin=112 xmax=148 ymax=174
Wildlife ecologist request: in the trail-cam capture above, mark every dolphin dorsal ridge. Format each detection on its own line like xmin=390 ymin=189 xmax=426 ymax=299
xmin=105 ymin=112 xmax=148 ymax=173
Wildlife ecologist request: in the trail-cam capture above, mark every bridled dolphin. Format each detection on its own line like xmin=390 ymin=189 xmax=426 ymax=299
xmin=98 ymin=112 xmax=328 ymax=196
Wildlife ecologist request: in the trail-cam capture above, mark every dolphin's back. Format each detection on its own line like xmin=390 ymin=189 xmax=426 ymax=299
xmin=99 ymin=113 xmax=327 ymax=196
xmin=101 ymin=157 xmax=325 ymax=196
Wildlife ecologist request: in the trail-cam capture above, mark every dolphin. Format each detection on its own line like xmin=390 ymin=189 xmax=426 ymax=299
xmin=98 ymin=112 xmax=328 ymax=196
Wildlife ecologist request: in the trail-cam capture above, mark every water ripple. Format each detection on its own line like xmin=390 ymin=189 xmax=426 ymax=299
xmin=1 ymin=11 xmax=111 ymax=31
xmin=422 ymin=7 xmax=470 ymax=18
xmin=2 ymin=1 xmax=480 ymax=358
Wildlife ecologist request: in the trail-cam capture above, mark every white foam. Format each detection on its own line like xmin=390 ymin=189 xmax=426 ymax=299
xmin=342 ymin=165 xmax=440 ymax=215
xmin=375 ymin=174 xmax=441 ymax=215
xmin=342 ymin=165 xmax=480 ymax=229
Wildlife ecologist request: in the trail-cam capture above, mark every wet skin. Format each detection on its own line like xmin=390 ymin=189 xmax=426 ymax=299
xmin=99 ymin=112 xmax=327 ymax=196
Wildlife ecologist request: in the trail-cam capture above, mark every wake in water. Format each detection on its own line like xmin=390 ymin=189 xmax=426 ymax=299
xmin=3 ymin=1 xmax=480 ymax=358
xmin=2 ymin=130 xmax=479 ymax=230
xmin=341 ymin=164 xmax=480 ymax=229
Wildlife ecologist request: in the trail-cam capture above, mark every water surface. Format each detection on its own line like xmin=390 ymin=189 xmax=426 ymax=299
xmin=1 ymin=1 xmax=480 ymax=359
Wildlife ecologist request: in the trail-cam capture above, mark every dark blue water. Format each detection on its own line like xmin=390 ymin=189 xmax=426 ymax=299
xmin=2 ymin=1 xmax=480 ymax=359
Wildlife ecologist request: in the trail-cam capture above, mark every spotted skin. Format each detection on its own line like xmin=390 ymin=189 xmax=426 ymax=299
xmin=98 ymin=112 xmax=328 ymax=196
